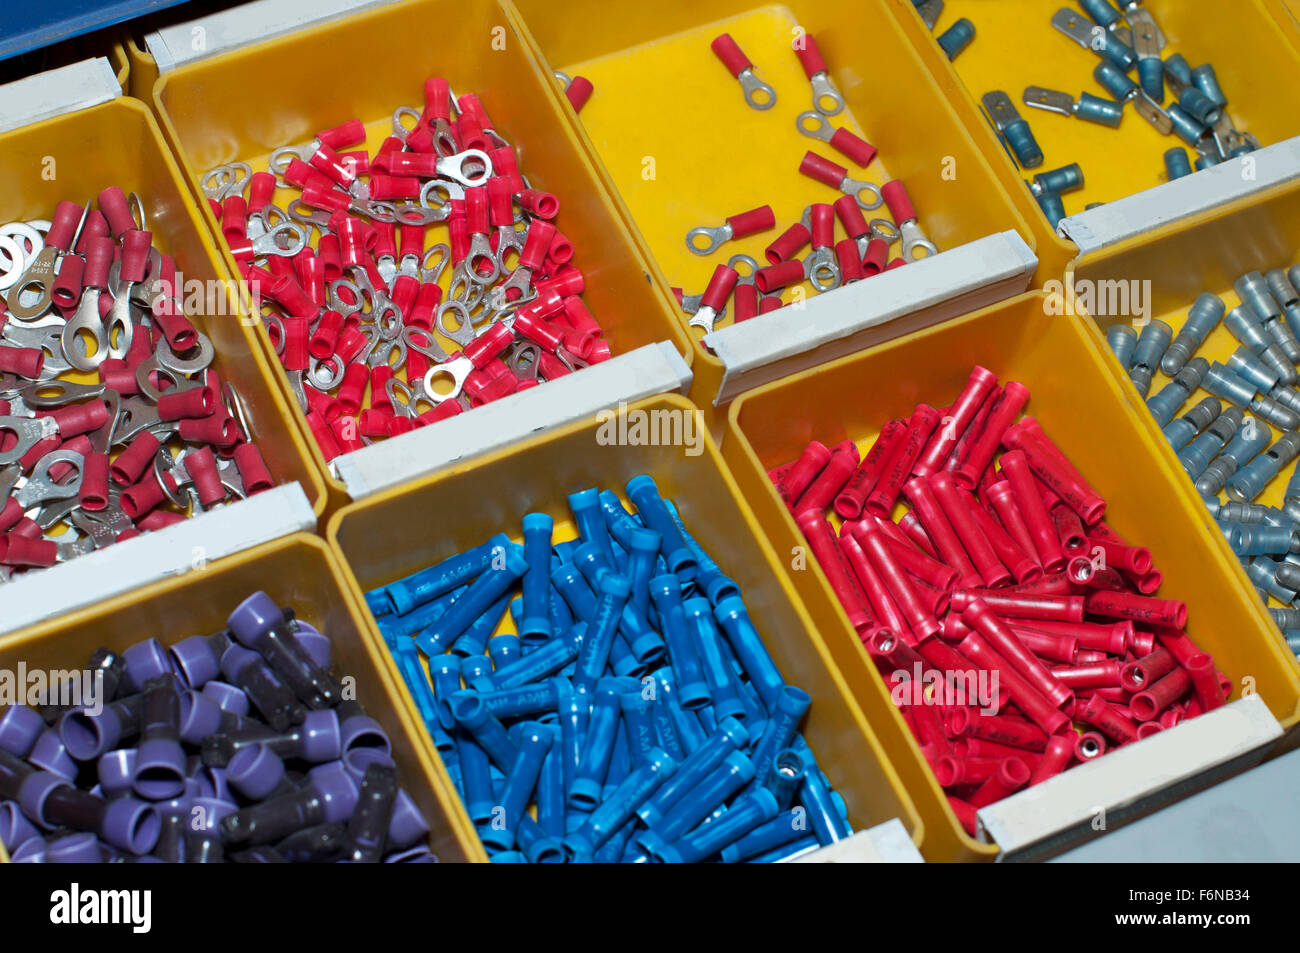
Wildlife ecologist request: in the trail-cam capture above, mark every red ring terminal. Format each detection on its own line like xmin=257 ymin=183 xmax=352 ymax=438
xmin=221 ymin=195 xmax=248 ymax=240
xmin=519 ymin=220 xmax=557 ymax=272
xmin=765 ymin=223 xmax=811 ymax=264
xmin=700 ymin=264 xmax=739 ymax=313
xmin=50 ymin=254 xmax=85 ymax=309
xmin=547 ymin=229 xmax=574 ymax=266
xmin=111 ymin=430 xmax=160 ymax=486
xmin=305 ymin=411 xmax=343 ymax=461
xmin=734 ymin=283 xmax=759 ymax=322
xmin=369 ymin=174 xmax=420 ymax=202
xmin=464 ymin=321 xmax=515 ymax=368
xmin=369 ymin=366 xmax=395 ymax=413
xmin=52 ymin=399 xmax=111 ymax=438
xmin=800 ymin=150 xmax=848 ymax=189
xmin=46 ymin=201 xmax=84 ymax=250
xmin=519 ymin=189 xmax=560 ymax=219
xmin=388 ymin=416 xmax=415 ymax=437
xmin=882 ymin=179 xmax=918 ymax=226
xmin=79 ymin=452 xmax=111 ymax=512
xmin=456 ymin=114 xmax=490 ymax=153
xmin=536 ymin=266 xmax=584 ymax=298
xmin=808 ymin=203 xmax=835 ymax=249
xmin=331 ymin=416 xmax=364 ymax=454
xmin=833 ymin=194 xmax=871 ymax=239
xmin=121 ymin=470 xmax=178 ymax=520
xmin=97 ymin=187 xmax=135 ymax=239
xmin=416 ymin=400 xmax=463 ymax=427
xmin=248 ymin=171 xmax=277 ymax=213
xmin=710 ymin=33 xmax=753 ymax=76
xmin=424 ymin=78 xmax=452 ymax=120
xmin=337 ymin=363 xmax=371 ymax=416
xmin=284 ymin=158 xmax=332 ymax=192
xmin=0 ymin=347 xmax=44 ymax=379
xmin=183 ymin=447 xmax=225 ymax=508
xmin=178 ymin=413 xmax=241 ymax=448
xmin=0 ymin=535 xmax=58 ymax=569
xmin=793 ymin=33 xmax=829 ymax=79
xmin=0 ymin=499 xmax=22 ymax=533
xmin=157 ymin=384 xmax=216 ymax=420
xmin=828 ymin=128 xmax=876 ymax=168
xmin=726 ymin=205 xmax=776 ymax=240
xmin=566 ymin=76 xmax=594 ymax=112
xmin=304 ymin=388 xmax=341 ymax=423
xmin=754 ymin=260 xmax=805 ymax=294
xmin=490 ymin=147 xmax=524 ymax=195
xmin=308 ymin=142 xmax=358 ymax=190
xmin=120 ymin=230 xmax=153 ymax=284
xmin=317 ymin=119 xmax=365 ymax=150
xmin=281 ymin=318 xmax=310 ymax=370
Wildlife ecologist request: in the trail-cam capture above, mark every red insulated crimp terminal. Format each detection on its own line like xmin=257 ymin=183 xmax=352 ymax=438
xmin=281 ymin=318 xmax=310 ymax=371
xmin=953 ymin=381 xmax=1030 ymax=490
xmin=536 ymin=267 xmax=584 ymax=299
xmin=866 ymin=405 xmax=942 ymax=518
xmin=0 ymin=347 xmax=44 ymax=379
xmin=799 ymin=151 xmax=881 ymax=211
xmin=797 ymin=510 xmax=874 ymax=632
xmin=184 ymin=447 xmax=226 ymax=508
xmin=795 ymin=440 xmax=859 ymax=513
xmin=248 ymin=171 xmax=277 ymax=214
xmin=97 ymin=187 xmax=136 ymax=239
xmin=686 ymin=205 xmax=775 ymax=256
xmin=796 ymin=110 xmax=877 ymax=167
xmin=710 ymin=33 xmax=777 ymax=110
xmin=833 ymin=194 xmax=871 ymax=241
xmin=51 ymin=399 xmax=111 ymax=438
xmin=157 ymin=383 xmax=216 ymax=421
xmin=79 ymin=452 xmax=111 ymax=512
xmin=221 ymin=195 xmax=248 ymax=240
xmin=881 ymin=179 xmax=939 ymax=261
xmin=688 ymin=264 xmax=739 ymax=333
xmin=1084 ymin=590 xmax=1187 ymax=629
xmin=463 ymin=321 xmax=515 ymax=369
xmin=316 ymin=118 xmax=365 ymax=151
xmin=766 ymin=222 xmax=811 ymax=264
xmin=565 ymin=76 xmax=594 ymax=113
xmin=519 ymin=189 xmax=560 ymax=219
xmin=111 ymin=431 xmax=160 ymax=486
xmin=0 ymin=535 xmax=59 ymax=568
xmin=121 ymin=470 xmax=178 ymax=520
xmin=754 ymin=259 xmax=805 ymax=294
xmin=793 ymin=33 xmax=846 ymax=116
xmin=777 ymin=440 xmax=832 ymax=508
xmin=337 ymin=363 xmax=371 ymax=416
xmin=808 ymin=203 xmax=835 ymax=249
xmin=733 ymin=283 xmax=759 ymax=322
xmin=120 ymin=229 xmax=153 ymax=284
xmin=50 ymin=254 xmax=85 ymax=310
xmin=45 ymin=201 xmax=84 ymax=251
xmin=178 ymin=413 xmax=241 ymax=448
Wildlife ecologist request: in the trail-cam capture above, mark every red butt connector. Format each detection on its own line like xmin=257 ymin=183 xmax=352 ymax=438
xmin=915 ymin=365 xmax=1000 ymax=476
xmin=834 ymin=420 xmax=907 ymax=519
xmin=901 ymin=477 xmax=982 ymax=588
xmin=797 ymin=510 xmax=874 ymax=632
xmin=775 ymin=440 xmax=831 ymax=508
xmin=998 ymin=450 xmax=1067 ymax=573
xmin=765 ymin=223 xmax=811 ymax=265
xmin=952 ymin=381 xmax=1030 ymax=490
xmin=929 ymin=472 xmax=1012 ymax=588
xmin=795 ymin=440 xmax=859 ymax=513
xmin=865 ymin=405 xmax=942 ymax=518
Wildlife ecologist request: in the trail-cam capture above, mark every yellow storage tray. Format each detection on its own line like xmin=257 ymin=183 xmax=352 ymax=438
xmin=898 ymin=0 xmax=1300 ymax=281
xmin=0 ymin=97 xmax=325 ymax=514
xmin=722 ymin=289 xmax=1300 ymax=860
xmin=326 ymin=393 xmax=922 ymax=861
xmin=0 ymin=532 xmax=476 ymax=862
xmin=506 ymin=0 xmax=1034 ymax=423
xmin=1069 ymin=175 xmax=1300 ymax=690
xmin=150 ymin=0 xmax=694 ymax=511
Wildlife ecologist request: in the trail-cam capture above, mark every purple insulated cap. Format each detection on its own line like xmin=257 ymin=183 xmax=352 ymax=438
xmin=122 ymin=638 xmax=171 ymax=692
xmin=47 ymin=831 xmax=103 ymax=863
xmin=227 ymin=591 xmax=281 ymax=647
xmin=29 ymin=729 xmax=78 ymax=779
xmin=384 ymin=845 xmax=438 ymax=862
xmin=0 ymin=801 xmax=40 ymax=851
xmin=102 ymin=797 xmax=161 ymax=855
xmin=0 ymin=705 xmax=45 ymax=757
xmin=59 ymin=705 xmax=125 ymax=761
xmin=134 ymin=737 xmax=187 ymax=801
xmin=201 ymin=681 xmax=250 ymax=716
xmin=228 ymin=744 xmax=286 ymax=800
xmin=169 ymin=635 xmax=224 ymax=688
xmin=10 ymin=838 xmax=46 ymax=862
xmin=191 ymin=796 xmax=236 ymax=832
xmin=178 ymin=690 xmax=222 ymax=744
xmin=97 ymin=748 xmax=137 ymax=797
xmin=195 ymin=764 xmax=230 ymax=802
xmin=19 ymin=770 xmax=70 ymax=829
xmin=387 ymin=788 xmax=430 ymax=850
xmin=307 ymin=762 xmax=360 ymax=823
xmin=343 ymin=747 xmax=394 ymax=780
xmin=300 ymin=710 xmax=342 ymax=762
xmin=293 ymin=623 xmax=330 ymax=669
xmin=340 ymin=714 xmax=391 ymax=757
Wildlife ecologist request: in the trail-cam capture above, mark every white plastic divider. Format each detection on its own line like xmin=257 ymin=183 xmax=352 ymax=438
xmin=703 ymin=231 xmax=1037 ymax=405
xmin=792 ymin=818 xmax=925 ymax=863
xmin=0 ymin=58 xmax=120 ymax=135
xmin=333 ymin=342 xmax=693 ymax=499
xmin=0 ymin=483 xmax=315 ymax=637
xmin=976 ymin=693 xmax=1283 ymax=862
xmin=1059 ymin=135 xmax=1300 ymax=254
xmin=144 ymin=0 xmax=400 ymax=70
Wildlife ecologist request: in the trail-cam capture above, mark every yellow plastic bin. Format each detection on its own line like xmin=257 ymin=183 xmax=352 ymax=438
xmin=506 ymin=0 xmax=1035 ymax=423
xmin=326 ymin=393 xmax=923 ymax=861
xmin=722 ymin=289 xmax=1300 ymax=860
xmin=0 ymin=97 xmax=324 ymax=512
xmin=150 ymin=0 xmax=694 ymax=511
xmin=0 ymin=532 xmax=477 ymax=862
xmin=1068 ymin=175 xmax=1300 ymax=702
xmin=896 ymin=0 xmax=1300 ymax=282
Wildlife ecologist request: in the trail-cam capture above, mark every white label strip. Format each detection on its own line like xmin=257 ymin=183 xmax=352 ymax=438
xmin=977 ymin=694 xmax=1282 ymax=861
xmin=0 ymin=483 xmax=315 ymax=636
xmin=705 ymin=231 xmax=1037 ymax=405
xmin=792 ymin=818 xmax=925 ymax=863
xmin=0 ymin=58 xmax=119 ymax=135
xmin=334 ymin=342 xmax=693 ymax=499
xmin=1060 ymin=135 xmax=1300 ymax=254
xmin=145 ymin=0 xmax=401 ymax=71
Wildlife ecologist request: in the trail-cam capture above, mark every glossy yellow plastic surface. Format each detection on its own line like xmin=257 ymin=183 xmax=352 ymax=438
xmin=0 ymin=533 xmax=476 ymax=861
xmin=899 ymin=0 xmax=1300 ymax=281
xmin=327 ymin=393 xmax=922 ymax=861
xmin=507 ymin=0 xmax=1033 ymax=423
xmin=1070 ymin=176 xmax=1300 ymax=692
xmin=151 ymin=0 xmax=693 ymax=509
xmin=724 ymin=290 xmax=1300 ymax=860
xmin=0 ymin=98 xmax=325 ymax=516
